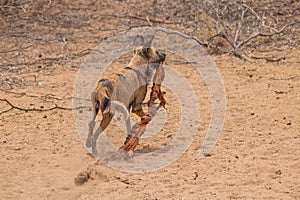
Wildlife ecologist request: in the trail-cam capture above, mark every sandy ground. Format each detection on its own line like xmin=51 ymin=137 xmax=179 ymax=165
xmin=0 ymin=1 xmax=299 ymax=199
xmin=1 ymin=49 xmax=299 ymax=199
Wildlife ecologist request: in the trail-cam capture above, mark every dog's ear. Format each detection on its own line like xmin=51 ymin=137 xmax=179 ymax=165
xmin=133 ymin=46 xmax=143 ymax=55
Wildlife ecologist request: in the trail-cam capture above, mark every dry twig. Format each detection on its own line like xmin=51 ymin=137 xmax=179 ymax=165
xmin=202 ymin=0 xmax=299 ymax=61
xmin=0 ymin=98 xmax=90 ymax=114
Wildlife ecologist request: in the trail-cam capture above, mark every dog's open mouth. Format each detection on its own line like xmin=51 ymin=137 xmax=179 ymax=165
xmin=159 ymin=52 xmax=166 ymax=63
xmin=159 ymin=57 xmax=165 ymax=64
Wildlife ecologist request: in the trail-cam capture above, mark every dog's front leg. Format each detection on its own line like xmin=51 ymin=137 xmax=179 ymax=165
xmin=91 ymin=113 xmax=113 ymax=155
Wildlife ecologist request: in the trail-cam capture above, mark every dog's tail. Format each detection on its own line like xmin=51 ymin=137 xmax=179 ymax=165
xmin=110 ymin=100 xmax=130 ymax=121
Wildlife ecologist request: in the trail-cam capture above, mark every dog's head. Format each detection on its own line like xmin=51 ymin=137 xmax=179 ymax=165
xmin=128 ymin=46 xmax=165 ymax=67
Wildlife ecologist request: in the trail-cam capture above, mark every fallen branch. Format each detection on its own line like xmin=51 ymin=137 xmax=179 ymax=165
xmin=204 ymin=1 xmax=299 ymax=61
xmin=250 ymin=55 xmax=285 ymax=62
xmin=0 ymin=44 xmax=33 ymax=54
xmin=0 ymin=98 xmax=90 ymax=114
xmin=236 ymin=20 xmax=300 ymax=49
xmin=0 ymin=89 xmax=89 ymax=102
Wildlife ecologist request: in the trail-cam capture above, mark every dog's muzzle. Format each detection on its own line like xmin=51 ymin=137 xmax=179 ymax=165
xmin=158 ymin=53 xmax=166 ymax=63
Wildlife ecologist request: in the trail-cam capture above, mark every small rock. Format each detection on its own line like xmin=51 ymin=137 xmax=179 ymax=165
xmin=275 ymin=170 xmax=282 ymax=175
xmin=204 ymin=153 xmax=212 ymax=157
xmin=286 ymin=122 xmax=292 ymax=125
xmin=191 ymin=172 xmax=198 ymax=180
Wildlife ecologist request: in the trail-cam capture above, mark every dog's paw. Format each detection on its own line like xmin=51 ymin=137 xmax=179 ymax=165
xmin=92 ymin=148 xmax=99 ymax=157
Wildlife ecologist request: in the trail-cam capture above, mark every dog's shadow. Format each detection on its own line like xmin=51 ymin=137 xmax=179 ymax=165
xmin=134 ymin=144 xmax=160 ymax=154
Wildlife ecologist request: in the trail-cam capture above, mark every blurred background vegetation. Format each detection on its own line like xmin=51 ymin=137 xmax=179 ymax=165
xmin=0 ymin=0 xmax=299 ymax=86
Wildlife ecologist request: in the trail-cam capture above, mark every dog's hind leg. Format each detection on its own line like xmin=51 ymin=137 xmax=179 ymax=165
xmin=91 ymin=113 xmax=113 ymax=155
xmin=86 ymin=92 xmax=98 ymax=148
xmin=131 ymin=86 xmax=147 ymax=118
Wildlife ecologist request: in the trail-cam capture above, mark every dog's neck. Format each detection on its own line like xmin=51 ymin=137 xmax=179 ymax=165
xmin=127 ymin=56 xmax=148 ymax=68
xmin=126 ymin=62 xmax=158 ymax=83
